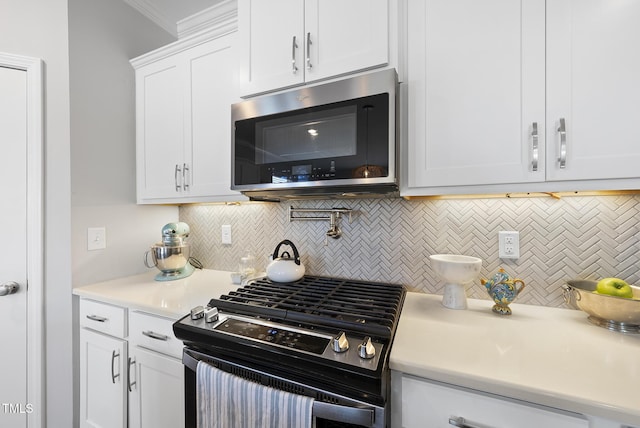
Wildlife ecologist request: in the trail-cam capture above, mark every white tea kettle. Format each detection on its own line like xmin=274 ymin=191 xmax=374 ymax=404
xmin=266 ymin=240 xmax=305 ymax=283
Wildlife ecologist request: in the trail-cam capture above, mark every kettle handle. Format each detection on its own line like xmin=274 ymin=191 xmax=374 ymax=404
xmin=272 ymin=240 xmax=301 ymax=265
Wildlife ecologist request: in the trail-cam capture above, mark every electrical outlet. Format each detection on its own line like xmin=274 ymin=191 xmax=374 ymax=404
xmin=221 ymin=225 xmax=232 ymax=245
xmin=498 ymin=231 xmax=519 ymax=259
xmin=87 ymin=227 xmax=106 ymax=251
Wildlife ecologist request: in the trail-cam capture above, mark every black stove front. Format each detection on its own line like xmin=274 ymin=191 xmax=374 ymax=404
xmin=173 ymin=275 xmax=406 ymax=428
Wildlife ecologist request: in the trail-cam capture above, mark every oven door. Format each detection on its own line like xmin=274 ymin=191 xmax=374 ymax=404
xmin=182 ymin=347 xmax=386 ymax=428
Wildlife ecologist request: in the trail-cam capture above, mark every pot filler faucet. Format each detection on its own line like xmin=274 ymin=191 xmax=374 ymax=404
xmin=288 ymin=206 xmax=354 ymax=241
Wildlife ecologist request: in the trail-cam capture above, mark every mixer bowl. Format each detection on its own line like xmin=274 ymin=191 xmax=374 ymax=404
xmin=147 ymin=244 xmax=190 ymax=274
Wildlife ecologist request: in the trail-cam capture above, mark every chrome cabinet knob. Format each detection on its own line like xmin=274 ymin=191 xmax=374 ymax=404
xmin=332 ymin=331 xmax=349 ymax=353
xmin=0 ymin=281 xmax=19 ymax=296
xmin=357 ymin=336 xmax=375 ymax=359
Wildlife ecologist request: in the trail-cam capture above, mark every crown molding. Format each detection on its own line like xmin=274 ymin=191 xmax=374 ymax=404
xmin=177 ymin=0 xmax=237 ymax=39
xmin=130 ymin=3 xmax=237 ymax=69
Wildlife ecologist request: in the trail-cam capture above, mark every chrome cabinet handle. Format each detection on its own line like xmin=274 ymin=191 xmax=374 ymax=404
xmin=127 ymin=357 xmax=136 ymax=392
xmin=306 ymin=32 xmax=312 ymax=69
xmin=182 ymin=163 xmax=189 ymax=190
xmin=531 ymin=122 xmax=539 ymax=172
xmin=557 ymin=118 xmax=567 ymax=169
xmin=449 ymin=416 xmax=484 ymax=428
xmin=0 ymin=281 xmax=19 ymax=296
xmin=292 ymin=36 xmax=298 ymax=74
xmin=111 ymin=350 xmax=120 ymax=384
xmin=86 ymin=314 xmax=107 ymax=323
xmin=174 ymin=164 xmax=182 ymax=191
xmin=142 ymin=330 xmax=169 ymax=341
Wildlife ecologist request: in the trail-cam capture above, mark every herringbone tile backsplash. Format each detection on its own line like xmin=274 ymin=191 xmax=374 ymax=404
xmin=180 ymin=195 xmax=640 ymax=308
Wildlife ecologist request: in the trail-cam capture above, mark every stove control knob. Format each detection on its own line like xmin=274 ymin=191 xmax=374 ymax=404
xmin=204 ymin=307 xmax=219 ymax=323
xmin=332 ymin=331 xmax=349 ymax=353
xmin=190 ymin=306 xmax=204 ymax=320
xmin=357 ymin=336 xmax=375 ymax=359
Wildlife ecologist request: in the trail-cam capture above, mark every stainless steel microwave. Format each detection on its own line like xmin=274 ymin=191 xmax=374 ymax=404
xmin=231 ymin=69 xmax=398 ymax=201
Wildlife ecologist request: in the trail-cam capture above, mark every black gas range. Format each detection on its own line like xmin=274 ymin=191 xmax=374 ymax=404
xmin=173 ymin=275 xmax=406 ymax=428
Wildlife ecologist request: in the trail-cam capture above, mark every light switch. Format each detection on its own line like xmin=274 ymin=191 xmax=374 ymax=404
xmin=221 ymin=225 xmax=232 ymax=245
xmin=88 ymin=227 xmax=106 ymax=251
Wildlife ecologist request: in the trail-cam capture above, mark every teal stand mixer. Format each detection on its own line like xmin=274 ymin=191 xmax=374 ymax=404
xmin=144 ymin=222 xmax=197 ymax=281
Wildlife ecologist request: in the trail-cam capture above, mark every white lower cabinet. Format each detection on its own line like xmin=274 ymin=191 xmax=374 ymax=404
xmin=400 ymin=375 xmax=588 ymax=428
xmin=79 ymin=300 xmax=128 ymax=428
xmin=128 ymin=311 xmax=184 ymax=428
xmin=129 ymin=347 xmax=184 ymax=428
xmin=79 ymin=299 xmax=184 ymax=428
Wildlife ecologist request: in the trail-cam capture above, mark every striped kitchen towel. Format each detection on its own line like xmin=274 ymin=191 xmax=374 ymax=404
xmin=196 ymin=360 xmax=315 ymax=428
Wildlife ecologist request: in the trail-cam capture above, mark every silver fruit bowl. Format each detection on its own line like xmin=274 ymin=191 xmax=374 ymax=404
xmin=563 ymin=280 xmax=640 ymax=333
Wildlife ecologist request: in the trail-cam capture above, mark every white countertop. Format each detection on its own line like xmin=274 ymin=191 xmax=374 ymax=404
xmin=390 ymin=292 xmax=640 ymax=426
xmin=73 ymin=269 xmax=237 ymax=319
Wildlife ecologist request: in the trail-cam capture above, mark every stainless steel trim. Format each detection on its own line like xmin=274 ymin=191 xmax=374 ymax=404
xmin=292 ymin=36 xmax=298 ymax=74
xmin=0 ymin=281 xmax=19 ymax=296
xmin=557 ymin=118 xmax=567 ymax=168
xmin=531 ymin=122 xmax=538 ymax=172
xmin=142 ymin=330 xmax=169 ymax=341
xmin=182 ymin=312 xmax=383 ymax=370
xmin=86 ymin=314 xmax=107 ymax=323
xmin=231 ymin=69 xmax=398 ymax=198
xmin=183 ymin=348 xmax=382 ymax=427
xmin=111 ymin=350 xmax=120 ymax=384
xmin=306 ymin=32 xmax=312 ymax=69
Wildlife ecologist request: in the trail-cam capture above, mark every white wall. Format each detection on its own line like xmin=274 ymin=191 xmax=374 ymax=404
xmin=69 ymin=0 xmax=177 ymax=288
xmin=0 ymin=0 xmax=72 ymax=426
xmin=68 ymin=1 xmax=177 ymax=426
xmin=0 ymin=0 xmax=177 ymax=425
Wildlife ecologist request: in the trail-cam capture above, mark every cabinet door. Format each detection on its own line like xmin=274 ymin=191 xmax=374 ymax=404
xmin=401 ymin=376 xmax=588 ymax=428
xmin=184 ymin=35 xmax=244 ymax=200
xmin=546 ymin=0 xmax=640 ymax=181
xmin=304 ymin=0 xmax=388 ymax=83
xmin=79 ymin=329 xmax=127 ymax=428
xmin=239 ymin=0 xmax=304 ymax=96
xmin=129 ymin=347 xmax=184 ymax=428
xmin=406 ymin=0 xmax=545 ymax=189
xmin=135 ymin=56 xmax=185 ymax=201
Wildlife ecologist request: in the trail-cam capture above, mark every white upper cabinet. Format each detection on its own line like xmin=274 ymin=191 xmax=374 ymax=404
xmin=546 ymin=0 xmax=640 ymax=182
xmin=404 ymin=0 xmax=640 ymax=196
xmin=133 ymin=32 xmax=247 ymax=204
xmin=239 ymin=0 xmax=390 ymax=96
xmin=406 ymin=0 xmax=545 ymax=189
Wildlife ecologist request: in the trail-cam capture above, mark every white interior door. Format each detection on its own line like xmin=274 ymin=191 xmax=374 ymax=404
xmin=0 ymin=65 xmax=28 ymax=427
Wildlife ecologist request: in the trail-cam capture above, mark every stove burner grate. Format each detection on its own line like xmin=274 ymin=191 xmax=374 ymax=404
xmin=209 ymin=276 xmax=405 ymax=338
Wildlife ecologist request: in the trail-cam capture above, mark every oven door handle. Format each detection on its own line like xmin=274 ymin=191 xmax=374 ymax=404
xmin=312 ymin=401 xmax=374 ymax=427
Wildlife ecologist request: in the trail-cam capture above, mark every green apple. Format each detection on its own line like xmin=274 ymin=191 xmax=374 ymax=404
xmin=595 ymin=277 xmax=633 ymax=299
